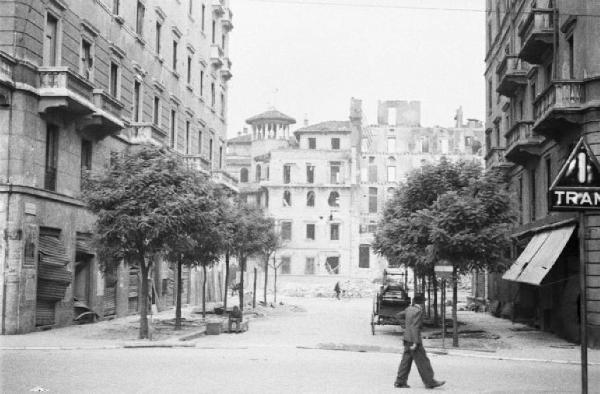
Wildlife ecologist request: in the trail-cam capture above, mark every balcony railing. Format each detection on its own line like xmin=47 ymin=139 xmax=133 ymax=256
xmin=518 ymin=8 xmax=554 ymax=64
xmin=220 ymin=58 xmax=232 ymax=81
xmin=212 ymin=0 xmax=225 ymax=16
xmin=505 ymin=121 xmax=544 ymax=164
xmin=210 ymin=45 xmax=224 ymax=68
xmin=496 ymin=55 xmax=529 ymax=97
xmin=183 ymin=155 xmax=211 ymax=174
xmin=38 ymin=66 xmax=95 ymax=114
xmin=485 ymin=148 xmax=513 ymax=170
xmin=130 ymin=123 xmax=167 ymax=145
xmin=533 ymin=80 xmax=585 ymax=127
xmin=92 ymin=89 xmax=124 ymax=120
xmin=222 ymin=8 xmax=233 ymax=31
xmin=0 ymin=53 xmax=13 ymax=87
xmin=211 ymin=169 xmax=239 ymax=193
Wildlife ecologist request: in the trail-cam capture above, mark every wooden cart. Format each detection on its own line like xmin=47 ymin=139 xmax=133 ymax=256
xmin=371 ymin=268 xmax=411 ymax=335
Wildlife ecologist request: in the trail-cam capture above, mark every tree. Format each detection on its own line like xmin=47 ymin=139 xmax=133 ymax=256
xmin=83 ymin=145 xmax=197 ymax=339
xmin=260 ymin=226 xmax=283 ymax=305
xmin=229 ymin=203 xmax=274 ymax=311
xmin=164 ymin=172 xmax=226 ymax=327
xmin=373 ymin=159 xmax=515 ymax=346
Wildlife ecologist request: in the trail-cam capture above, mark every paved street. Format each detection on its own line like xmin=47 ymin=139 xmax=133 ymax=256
xmin=2 ymin=297 xmax=599 ymax=393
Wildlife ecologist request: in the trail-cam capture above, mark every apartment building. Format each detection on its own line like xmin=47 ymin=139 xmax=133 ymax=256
xmin=0 ymin=0 xmax=236 ymax=334
xmin=226 ymin=99 xmax=483 ymax=285
xmin=484 ymin=0 xmax=600 ymax=346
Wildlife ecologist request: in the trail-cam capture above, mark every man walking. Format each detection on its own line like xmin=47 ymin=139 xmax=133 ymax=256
xmin=394 ymin=293 xmax=445 ymax=389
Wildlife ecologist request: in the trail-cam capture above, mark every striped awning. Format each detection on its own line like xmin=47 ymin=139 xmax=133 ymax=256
xmin=503 ymin=225 xmax=575 ymax=285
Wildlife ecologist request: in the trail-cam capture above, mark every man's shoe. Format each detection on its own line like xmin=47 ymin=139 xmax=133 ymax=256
xmin=426 ymin=380 xmax=445 ymax=389
xmin=394 ymin=382 xmax=410 ymax=388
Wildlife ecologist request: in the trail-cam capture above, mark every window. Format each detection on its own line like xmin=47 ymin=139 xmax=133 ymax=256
xmin=153 ymin=96 xmax=160 ymax=126
xmin=80 ymin=139 xmax=92 ymax=180
xmin=306 ymin=191 xmax=315 ymax=207
xmin=44 ymin=124 xmax=59 ymax=191
xmin=133 ymin=81 xmax=141 ymax=122
xmin=136 ymin=1 xmax=145 ymax=36
xmin=325 ymin=256 xmax=340 ymax=275
xmin=283 ymin=190 xmax=291 ymax=206
xmin=306 ymin=224 xmax=315 ymax=240
xmin=387 ymin=137 xmax=396 ymax=153
xmin=240 ymin=168 xmax=248 ymax=183
xmin=369 ymin=187 xmax=378 ymax=213
xmin=80 ymin=39 xmax=93 ymax=81
xmin=328 ymin=191 xmax=340 ymax=207
xmin=330 ymin=162 xmax=341 ymax=184
xmin=331 ymin=138 xmax=340 ymax=150
xmin=308 ymin=138 xmax=316 ymax=149
xmin=109 ymin=62 xmax=119 ymax=98
xmin=200 ymin=70 xmax=204 ymax=96
xmin=155 ymin=21 xmax=162 ymax=54
xmin=368 ymin=158 xmax=377 ymax=182
xmin=387 ymin=166 xmax=396 ymax=182
xmin=306 ymin=164 xmax=314 ymax=183
xmin=209 ymin=138 xmax=213 ymax=161
xmin=211 ymin=82 xmax=215 ymax=107
xmin=530 ymin=168 xmax=536 ymax=222
xmin=112 ymin=0 xmax=119 ymax=14
xmin=422 ymin=138 xmax=429 ymax=153
xmin=487 ymin=79 xmax=492 ymax=114
xmin=187 ymin=56 xmax=192 ymax=84
xmin=189 ymin=0 xmax=193 ymax=15
xmin=283 ymin=164 xmax=291 ymax=184
xmin=305 ymin=258 xmax=315 ymax=275
xmin=330 ymin=223 xmax=339 ymax=241
xmin=219 ymin=146 xmax=223 ymax=168
xmin=359 ymin=244 xmax=370 ymax=268
xmin=256 ymin=164 xmax=261 ymax=181
xmin=44 ymin=13 xmax=59 ymax=66
xmin=280 ymin=257 xmax=291 ymax=275
xmin=518 ymin=176 xmax=523 ymax=225
xmin=198 ymin=130 xmax=202 ymax=153
xmin=568 ymin=36 xmax=574 ymax=79
xmin=172 ymin=40 xmax=178 ymax=71
xmin=546 ymin=156 xmax=552 ymax=213
xmin=185 ymin=121 xmax=190 ymax=154
xmin=201 ymin=4 xmax=206 ymax=31
xmin=281 ymin=221 xmax=292 ymax=241
xmin=211 ymin=19 xmax=216 ymax=44
xmin=545 ymin=62 xmax=552 ymax=88
xmin=220 ymin=92 xmax=225 ymax=117
xmin=170 ymin=109 xmax=176 ymax=148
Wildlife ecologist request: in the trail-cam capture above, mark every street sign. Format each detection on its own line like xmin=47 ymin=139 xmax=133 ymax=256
xmin=434 ymin=264 xmax=453 ymax=279
xmin=548 ymin=137 xmax=600 ymax=211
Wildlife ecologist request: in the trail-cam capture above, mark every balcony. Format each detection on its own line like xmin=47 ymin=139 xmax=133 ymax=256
xmin=504 ymin=121 xmax=544 ymax=164
xmin=130 ymin=123 xmax=167 ymax=145
xmin=222 ymin=8 xmax=233 ymax=31
xmin=212 ymin=0 xmax=225 ymax=16
xmin=518 ymin=8 xmax=554 ymax=64
xmin=210 ymin=45 xmax=224 ymax=68
xmin=211 ymin=169 xmax=239 ymax=193
xmin=183 ymin=155 xmax=211 ymax=175
xmin=38 ymin=67 xmax=95 ymax=115
xmin=220 ymin=58 xmax=232 ymax=81
xmin=77 ymin=89 xmax=126 ymax=137
xmin=485 ymin=148 xmax=513 ymax=171
xmin=0 ymin=52 xmax=14 ymax=89
xmin=496 ymin=55 xmax=529 ymax=97
xmin=533 ymin=80 xmax=585 ymax=134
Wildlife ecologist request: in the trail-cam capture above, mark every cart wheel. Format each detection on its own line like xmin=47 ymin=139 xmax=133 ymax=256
xmin=371 ymin=313 xmax=376 ymax=335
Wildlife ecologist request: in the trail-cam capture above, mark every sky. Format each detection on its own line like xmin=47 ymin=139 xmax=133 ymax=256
xmin=226 ymin=0 xmax=486 ymax=137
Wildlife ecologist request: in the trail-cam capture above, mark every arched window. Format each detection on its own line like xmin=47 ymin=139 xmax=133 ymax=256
xmin=283 ymin=190 xmax=292 ymax=206
xmin=328 ymin=191 xmax=340 ymax=207
xmin=256 ymin=164 xmax=261 ymax=181
xmin=306 ymin=191 xmax=315 ymax=207
xmin=240 ymin=167 xmax=248 ymax=183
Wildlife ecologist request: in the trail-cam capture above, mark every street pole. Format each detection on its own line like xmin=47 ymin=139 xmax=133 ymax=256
xmin=578 ymin=211 xmax=588 ymax=394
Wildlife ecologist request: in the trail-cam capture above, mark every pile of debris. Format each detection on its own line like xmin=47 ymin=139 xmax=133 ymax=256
xmin=280 ymin=279 xmax=377 ymax=298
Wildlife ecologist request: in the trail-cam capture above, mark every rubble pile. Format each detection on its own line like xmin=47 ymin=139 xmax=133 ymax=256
xmin=280 ymin=279 xmax=378 ymax=298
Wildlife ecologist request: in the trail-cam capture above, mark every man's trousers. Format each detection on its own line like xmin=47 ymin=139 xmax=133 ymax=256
xmin=395 ymin=340 xmax=435 ymax=386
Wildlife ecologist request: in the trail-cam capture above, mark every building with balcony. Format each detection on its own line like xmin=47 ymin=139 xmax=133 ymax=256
xmin=226 ymin=100 xmax=483 ymax=286
xmin=484 ymin=0 xmax=600 ymax=347
xmin=0 ymin=0 xmax=236 ymax=334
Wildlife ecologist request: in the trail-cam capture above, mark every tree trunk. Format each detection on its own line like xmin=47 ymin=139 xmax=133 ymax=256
xmin=238 ymin=256 xmax=245 ymax=311
xmin=139 ymin=258 xmax=149 ymax=339
xmin=175 ymin=259 xmax=183 ymax=330
xmin=253 ymin=267 xmax=257 ymax=309
xmin=224 ymin=251 xmax=229 ymax=310
xmin=433 ymin=275 xmax=439 ymax=326
xmin=452 ymin=266 xmax=459 ymax=347
xmin=202 ymin=264 xmax=207 ymax=319
xmin=273 ymin=255 xmax=278 ymax=304
xmin=263 ymin=256 xmax=269 ymax=305
xmin=427 ymin=275 xmax=431 ymax=318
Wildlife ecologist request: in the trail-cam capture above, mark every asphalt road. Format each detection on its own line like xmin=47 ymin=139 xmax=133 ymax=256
xmin=1 ymin=297 xmax=598 ymax=393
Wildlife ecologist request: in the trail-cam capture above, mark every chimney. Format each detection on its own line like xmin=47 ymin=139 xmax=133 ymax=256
xmin=237 ymin=131 xmax=241 ymax=136
xmin=303 ymin=114 xmax=309 ymax=126
xmin=454 ymin=106 xmax=464 ymax=128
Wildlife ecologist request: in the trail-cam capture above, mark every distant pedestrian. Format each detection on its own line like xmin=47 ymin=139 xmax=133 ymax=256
xmin=394 ymin=293 xmax=445 ymax=389
xmin=334 ymin=281 xmax=341 ymax=300
xmin=228 ymin=305 xmax=243 ymax=333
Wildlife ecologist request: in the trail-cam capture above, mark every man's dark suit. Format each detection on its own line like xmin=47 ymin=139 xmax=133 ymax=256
xmin=395 ymin=303 xmax=436 ymax=387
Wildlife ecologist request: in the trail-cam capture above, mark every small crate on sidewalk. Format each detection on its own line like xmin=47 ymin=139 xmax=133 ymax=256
xmin=206 ymin=320 xmax=223 ymax=335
